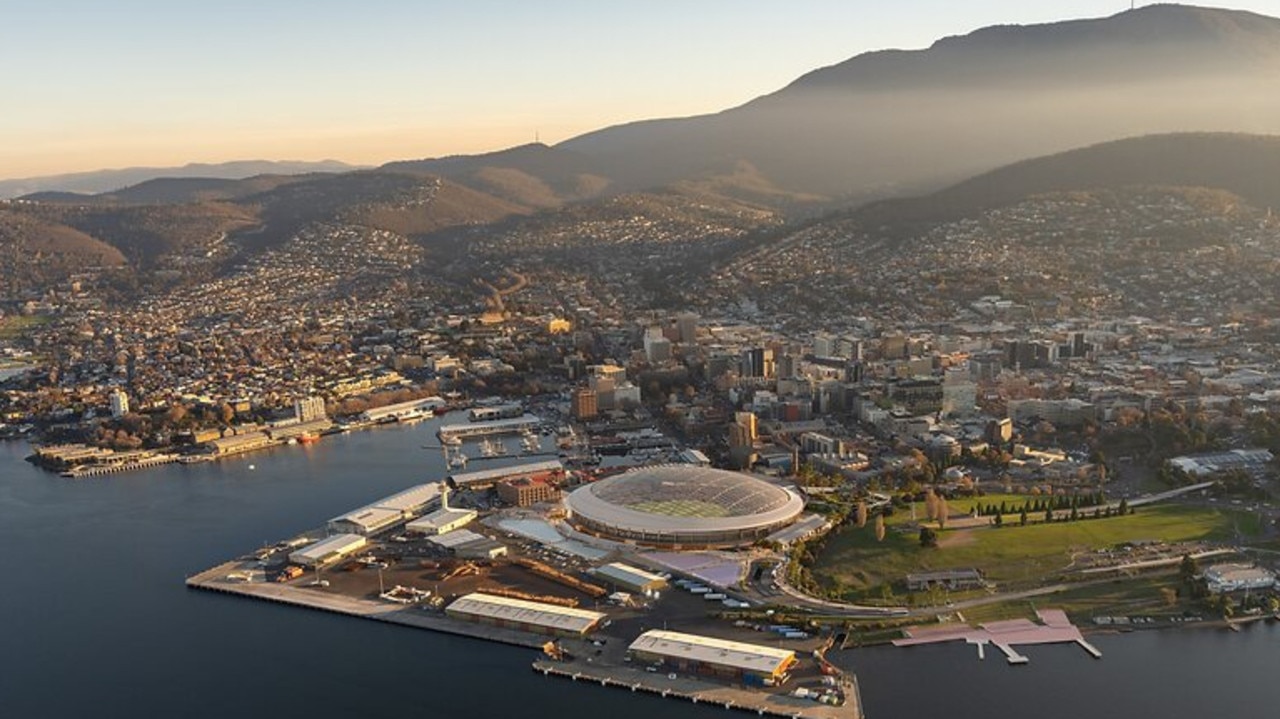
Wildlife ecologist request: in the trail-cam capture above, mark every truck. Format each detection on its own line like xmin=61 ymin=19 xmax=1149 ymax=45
xmin=275 ymin=565 xmax=304 ymax=582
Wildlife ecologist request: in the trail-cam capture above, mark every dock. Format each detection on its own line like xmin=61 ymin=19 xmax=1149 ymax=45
xmin=185 ymin=561 xmax=545 ymax=649
xmin=532 ymin=660 xmax=861 ymax=719
xmin=438 ymin=415 xmax=541 ymax=440
xmin=894 ymin=608 xmax=1100 ymax=664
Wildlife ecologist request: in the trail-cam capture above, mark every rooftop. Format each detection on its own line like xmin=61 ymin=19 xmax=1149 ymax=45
xmin=629 ymin=630 xmax=795 ymax=675
xmin=447 ymin=592 xmax=605 ymax=634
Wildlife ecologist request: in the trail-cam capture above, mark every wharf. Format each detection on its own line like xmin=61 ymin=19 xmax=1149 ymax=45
xmin=532 ymin=660 xmax=862 ymax=719
xmin=893 ymin=608 xmax=1100 ymax=664
xmin=185 ymin=561 xmax=544 ymax=649
xmin=61 ymin=453 xmax=181 ymax=478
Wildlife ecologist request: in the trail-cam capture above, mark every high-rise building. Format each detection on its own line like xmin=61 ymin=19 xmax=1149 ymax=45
xmin=294 ymin=396 xmax=327 ymax=423
xmin=733 ymin=411 xmax=758 ymax=443
xmin=644 ymin=334 xmax=672 ymax=363
xmin=572 ymin=388 xmax=598 ymax=420
xmin=109 ymin=390 xmax=130 ymax=418
xmin=813 ymin=333 xmax=836 ymax=358
xmin=675 ymin=313 xmax=699 ymax=344
xmin=741 ymin=348 xmax=775 ymax=378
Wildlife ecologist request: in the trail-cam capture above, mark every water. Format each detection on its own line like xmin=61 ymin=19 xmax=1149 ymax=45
xmin=1 ymin=421 xmax=1277 ymax=718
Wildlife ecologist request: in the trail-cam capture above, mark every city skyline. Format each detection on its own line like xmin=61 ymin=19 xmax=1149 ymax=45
xmin=6 ymin=0 xmax=1280 ymax=179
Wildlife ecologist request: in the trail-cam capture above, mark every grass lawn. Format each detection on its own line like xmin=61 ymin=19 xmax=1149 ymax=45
xmin=0 ymin=314 xmax=52 ymax=340
xmin=955 ymin=575 xmax=1192 ymax=625
xmin=812 ymin=502 xmax=1250 ymax=601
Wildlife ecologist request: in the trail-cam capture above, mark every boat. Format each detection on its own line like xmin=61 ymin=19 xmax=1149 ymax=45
xmin=448 ymin=452 xmax=468 ymax=469
xmin=521 ymin=432 xmax=541 ymax=454
xmin=478 ymin=437 xmax=507 ymax=457
xmin=298 ymin=433 xmax=320 ymax=445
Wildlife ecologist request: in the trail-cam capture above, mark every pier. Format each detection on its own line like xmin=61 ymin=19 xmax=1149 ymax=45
xmin=438 ymin=415 xmax=542 ymax=440
xmin=532 ymin=660 xmax=861 ymax=719
xmin=185 ymin=561 xmax=545 ymax=649
xmin=894 ymin=608 xmax=1101 ymax=664
xmin=60 ymin=453 xmax=182 ymax=478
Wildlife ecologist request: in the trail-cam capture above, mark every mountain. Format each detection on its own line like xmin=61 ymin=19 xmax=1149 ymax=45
xmin=556 ymin=4 xmax=1280 ymax=200
xmin=0 ymin=160 xmax=362 ymax=200
xmin=855 ymin=132 xmax=1280 ymax=230
xmin=382 ymin=143 xmax=612 ymax=209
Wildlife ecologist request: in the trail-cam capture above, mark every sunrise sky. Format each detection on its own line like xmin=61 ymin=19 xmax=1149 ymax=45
xmin=4 ymin=1 xmax=1280 ymax=178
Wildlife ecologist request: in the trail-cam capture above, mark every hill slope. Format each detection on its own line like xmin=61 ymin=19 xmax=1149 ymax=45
xmin=0 ymin=160 xmax=360 ymax=200
xmin=558 ymin=4 xmax=1280 ymax=199
xmin=856 ymin=132 xmax=1280 ymax=229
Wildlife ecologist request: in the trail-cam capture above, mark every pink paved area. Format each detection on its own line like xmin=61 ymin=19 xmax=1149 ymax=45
xmin=894 ymin=608 xmax=1098 ymax=658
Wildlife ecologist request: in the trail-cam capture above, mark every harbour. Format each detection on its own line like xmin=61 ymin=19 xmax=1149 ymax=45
xmin=4 ymin=425 xmax=1280 ymax=719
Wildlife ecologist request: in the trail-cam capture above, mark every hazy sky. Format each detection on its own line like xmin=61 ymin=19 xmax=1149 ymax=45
xmin=4 ymin=0 xmax=1280 ymax=178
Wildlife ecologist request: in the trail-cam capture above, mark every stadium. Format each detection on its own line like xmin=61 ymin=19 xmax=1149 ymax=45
xmin=564 ymin=465 xmax=805 ymax=548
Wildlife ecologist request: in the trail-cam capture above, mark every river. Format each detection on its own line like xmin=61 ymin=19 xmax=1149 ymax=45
xmin=0 ymin=420 xmax=1276 ymax=718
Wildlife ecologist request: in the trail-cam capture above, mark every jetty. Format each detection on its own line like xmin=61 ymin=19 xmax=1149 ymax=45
xmin=185 ymin=561 xmax=544 ymax=649
xmin=533 ymin=660 xmax=861 ymax=719
xmin=894 ymin=608 xmax=1100 ymax=664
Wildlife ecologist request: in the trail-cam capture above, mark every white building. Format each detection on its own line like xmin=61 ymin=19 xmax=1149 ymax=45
xmin=446 ymin=593 xmax=605 ymax=637
xmin=289 ymin=534 xmax=367 ymax=567
xmin=406 ymin=506 xmax=477 ymax=535
xmin=293 ymin=396 xmax=327 ymax=423
xmin=110 ymin=390 xmax=130 ymax=418
xmin=1203 ymin=564 xmax=1276 ymax=594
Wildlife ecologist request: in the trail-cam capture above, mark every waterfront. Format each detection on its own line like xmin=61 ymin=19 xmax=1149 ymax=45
xmin=2 ymin=421 xmax=1279 ymax=718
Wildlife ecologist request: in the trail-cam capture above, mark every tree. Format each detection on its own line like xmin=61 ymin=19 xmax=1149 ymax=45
xmin=919 ymin=526 xmax=938 ymax=548
xmin=1118 ymin=498 xmax=1130 ymax=516
xmin=874 ymin=514 xmax=886 ymax=542
xmin=855 ymin=502 xmax=868 ymax=528
xmin=994 ymin=513 xmax=1003 ymax=528
xmin=1179 ymin=554 xmax=1200 ymax=581
xmin=1044 ymin=507 xmax=1054 ymax=523
xmin=1159 ymin=587 xmax=1178 ymax=607
xmin=1019 ymin=507 xmax=1028 ymax=526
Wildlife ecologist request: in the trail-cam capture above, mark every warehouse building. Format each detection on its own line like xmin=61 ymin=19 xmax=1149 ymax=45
xmin=628 ymin=630 xmax=797 ymax=686
xmin=592 ymin=562 xmax=668 ymax=594
xmin=427 ymin=529 xmax=507 ymax=559
xmin=449 ymin=460 xmax=564 ymax=489
xmin=289 ymin=534 xmax=368 ymax=568
xmin=406 ymin=506 xmax=477 ymax=535
xmin=328 ymin=506 xmax=405 ymax=536
xmin=446 ymin=593 xmax=606 ymax=637
xmin=327 ymin=482 xmax=444 ymax=535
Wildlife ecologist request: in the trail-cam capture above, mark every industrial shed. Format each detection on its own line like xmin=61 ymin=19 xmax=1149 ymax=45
xmin=446 ymin=593 xmax=605 ymax=637
xmin=288 ymin=534 xmax=368 ymax=568
xmin=628 ymin=630 xmax=796 ymax=686
xmin=592 ymin=562 xmax=668 ymax=594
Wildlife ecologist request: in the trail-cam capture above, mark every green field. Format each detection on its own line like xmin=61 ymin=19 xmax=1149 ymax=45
xmin=812 ymin=501 xmax=1252 ymax=601
xmin=0 ymin=314 xmax=52 ymax=340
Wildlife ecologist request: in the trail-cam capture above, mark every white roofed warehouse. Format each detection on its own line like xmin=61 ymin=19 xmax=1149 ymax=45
xmin=288 ymin=534 xmax=367 ymax=568
xmin=592 ymin=562 xmax=668 ymax=594
xmin=564 ymin=465 xmax=805 ymax=548
xmin=628 ymin=630 xmax=797 ymax=687
xmin=446 ymin=593 xmax=606 ymax=637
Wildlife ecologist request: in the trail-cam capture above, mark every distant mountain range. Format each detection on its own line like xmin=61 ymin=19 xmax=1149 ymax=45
xmin=0 ymin=160 xmax=361 ymax=200
xmin=9 ymin=5 xmax=1280 ymax=209
xmin=9 ymin=3 xmax=1280 ymax=295
xmin=553 ymin=4 xmax=1280 ymax=200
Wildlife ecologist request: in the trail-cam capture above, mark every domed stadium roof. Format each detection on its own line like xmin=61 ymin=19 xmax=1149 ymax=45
xmin=564 ymin=465 xmax=804 ymax=545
